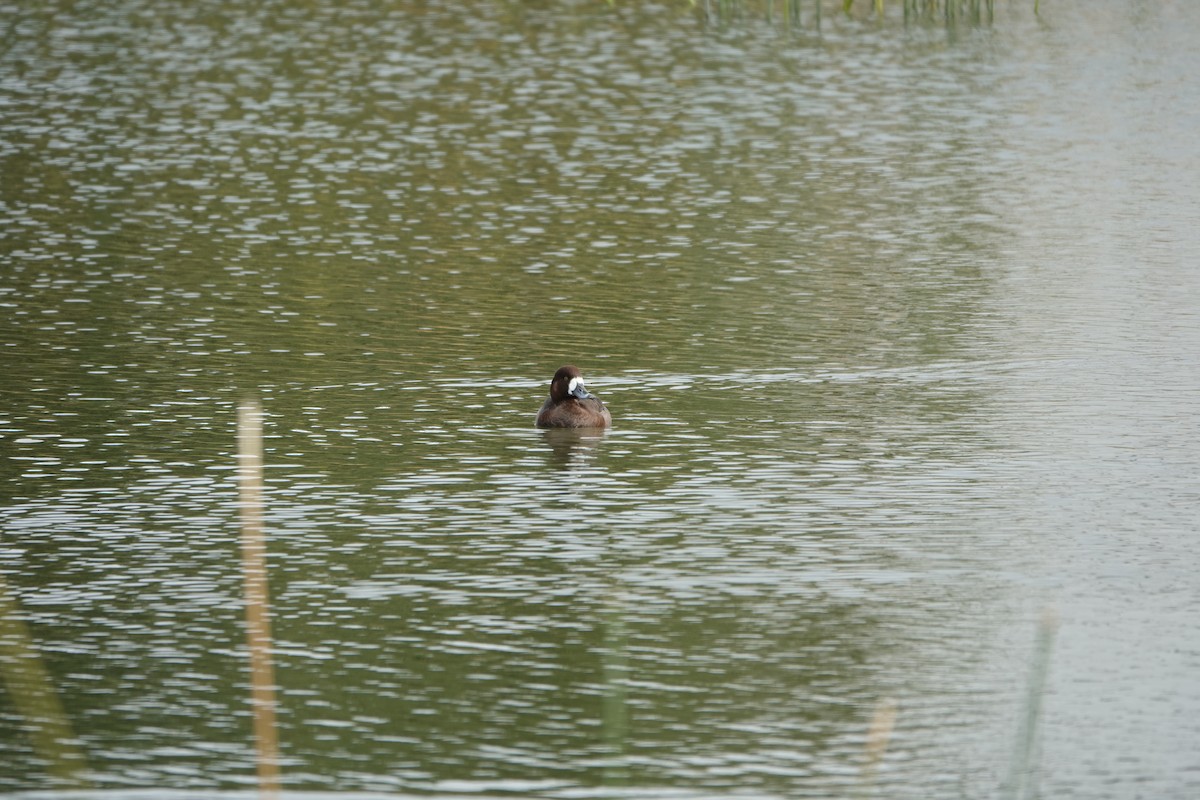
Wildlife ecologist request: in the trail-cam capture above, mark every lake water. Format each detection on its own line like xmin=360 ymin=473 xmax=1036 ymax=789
xmin=2 ymin=0 xmax=1199 ymax=798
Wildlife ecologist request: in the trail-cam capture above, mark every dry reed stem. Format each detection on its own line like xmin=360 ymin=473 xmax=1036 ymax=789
xmin=239 ymin=400 xmax=280 ymax=798
xmin=862 ymin=696 xmax=898 ymax=781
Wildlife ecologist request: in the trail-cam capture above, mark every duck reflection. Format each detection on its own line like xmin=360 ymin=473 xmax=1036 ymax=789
xmin=540 ymin=426 xmax=608 ymax=467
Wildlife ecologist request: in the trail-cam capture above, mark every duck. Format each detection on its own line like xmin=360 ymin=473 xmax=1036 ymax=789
xmin=536 ymin=365 xmax=612 ymax=429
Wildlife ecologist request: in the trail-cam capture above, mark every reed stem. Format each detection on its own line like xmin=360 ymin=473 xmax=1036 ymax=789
xmin=239 ymin=400 xmax=281 ymax=798
xmin=862 ymin=696 xmax=897 ymax=781
xmin=0 ymin=573 xmax=88 ymax=786
xmin=601 ymin=589 xmax=629 ymax=786
xmin=1003 ymin=607 xmax=1058 ymax=800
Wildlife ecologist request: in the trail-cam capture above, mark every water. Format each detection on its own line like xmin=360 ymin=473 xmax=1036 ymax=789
xmin=2 ymin=0 xmax=1199 ymax=798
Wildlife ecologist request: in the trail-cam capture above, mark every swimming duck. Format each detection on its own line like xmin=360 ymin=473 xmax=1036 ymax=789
xmin=535 ymin=365 xmax=612 ymax=429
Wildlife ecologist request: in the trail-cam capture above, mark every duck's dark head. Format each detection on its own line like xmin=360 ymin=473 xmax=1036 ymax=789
xmin=549 ymin=364 xmax=594 ymax=402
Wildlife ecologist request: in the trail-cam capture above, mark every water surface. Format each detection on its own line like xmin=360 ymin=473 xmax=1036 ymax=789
xmin=2 ymin=1 xmax=1199 ymax=798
